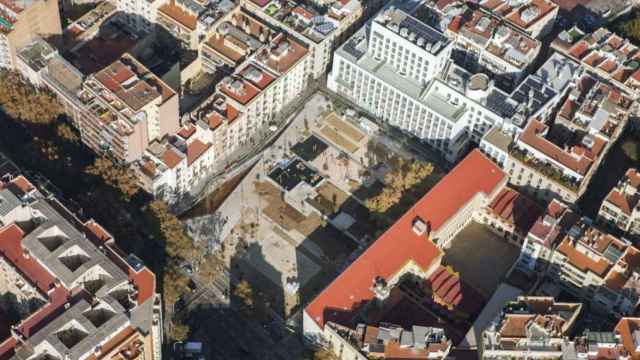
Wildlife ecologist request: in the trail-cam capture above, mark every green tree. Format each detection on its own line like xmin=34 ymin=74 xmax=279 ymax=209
xmin=85 ymin=157 xmax=139 ymax=200
xmin=145 ymin=200 xmax=194 ymax=261
xmin=365 ymin=159 xmax=434 ymax=216
xmin=171 ymin=319 xmax=190 ymax=342
xmin=162 ymin=266 xmax=190 ymax=307
xmin=0 ymin=71 xmax=62 ymax=124
xmin=56 ymin=123 xmax=79 ymax=143
xmin=234 ymin=280 xmax=254 ymax=308
xmin=314 ymin=349 xmax=337 ymax=360
xmin=621 ymin=18 xmax=640 ymax=40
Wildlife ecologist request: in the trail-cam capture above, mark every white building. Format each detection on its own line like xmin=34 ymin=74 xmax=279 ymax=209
xmin=133 ymin=122 xmax=215 ymax=203
xmin=244 ymin=0 xmax=363 ymax=80
xmin=329 ymin=1 xmax=574 ymax=162
xmin=598 ymin=168 xmax=640 ymax=236
xmin=115 ymin=0 xmax=164 ymax=33
xmin=191 ymin=8 xmax=311 ymax=158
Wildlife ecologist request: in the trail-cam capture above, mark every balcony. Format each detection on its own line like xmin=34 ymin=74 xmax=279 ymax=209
xmin=510 ymin=147 xmax=579 ymax=191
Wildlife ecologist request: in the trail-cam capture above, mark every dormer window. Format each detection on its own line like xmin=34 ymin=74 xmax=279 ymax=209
xmin=413 ymin=216 xmax=428 ymax=236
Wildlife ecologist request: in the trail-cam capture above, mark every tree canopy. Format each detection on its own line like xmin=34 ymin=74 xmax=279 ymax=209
xmin=85 ymin=157 xmax=140 ymax=200
xmin=0 ymin=71 xmax=62 ymax=124
xmin=366 ymin=159 xmax=435 ymax=216
xmin=234 ymin=280 xmax=254 ymax=308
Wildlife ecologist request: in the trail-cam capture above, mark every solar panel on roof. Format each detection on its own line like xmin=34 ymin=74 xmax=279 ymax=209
xmin=603 ymin=244 xmax=624 ymax=263
xmin=342 ymin=39 xmax=365 ymax=59
xmin=316 ymin=23 xmax=336 ymax=35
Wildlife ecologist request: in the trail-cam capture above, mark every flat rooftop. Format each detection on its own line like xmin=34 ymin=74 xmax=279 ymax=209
xmin=92 ymin=54 xmax=175 ymax=112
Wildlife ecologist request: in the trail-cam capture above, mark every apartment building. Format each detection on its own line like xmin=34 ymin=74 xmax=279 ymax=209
xmin=191 ymin=8 xmax=310 ymax=157
xmin=303 ymin=150 xmax=507 ymax=356
xmin=0 ymin=0 xmax=61 ymax=69
xmin=505 ymin=72 xmax=630 ymax=203
xmin=323 ymin=322 xmax=451 ymax=360
xmin=116 ymin=0 xmax=164 ymax=33
xmin=478 ymin=297 xmax=640 ymax=359
xmin=133 ymin=122 xmax=215 ymax=202
xmin=515 ymin=199 xmax=579 ymax=275
xmin=329 ymin=7 xmax=461 ymax=159
xmin=244 ymin=0 xmax=362 ymax=80
xmin=478 ymin=0 xmax=558 ymax=38
xmin=480 ymin=296 xmax=582 ymax=359
xmin=156 ymin=0 xmax=236 ymax=50
xmin=547 ymin=225 xmax=640 ymax=316
xmin=16 ymin=38 xmax=86 ymax=127
xmin=78 ymin=53 xmax=179 ymax=164
xmin=615 ymin=317 xmax=640 ymax=359
xmin=0 ymin=174 xmax=162 ymax=360
xmin=329 ymin=1 xmax=571 ymax=162
xmin=450 ymin=10 xmax=541 ymax=90
xmin=513 ymin=199 xmax=640 ymax=317
xmin=413 ymin=0 xmax=544 ymax=90
xmin=477 ymin=186 xmax=543 ymax=246
xmin=554 ymin=27 xmax=640 ymax=99
xmin=598 ymin=169 xmax=640 ymax=237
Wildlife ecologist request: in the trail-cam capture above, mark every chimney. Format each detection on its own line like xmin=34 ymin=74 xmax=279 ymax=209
xmin=412 ymin=216 xmax=429 ymax=236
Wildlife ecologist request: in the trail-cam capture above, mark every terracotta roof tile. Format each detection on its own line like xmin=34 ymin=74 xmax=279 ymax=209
xmin=615 ymin=318 xmax=640 ymax=360
xmin=161 ymin=147 xmax=183 ymax=169
xmin=557 ymin=238 xmax=611 ymax=276
xmin=0 ymin=225 xmax=57 ymax=295
xmin=519 ymin=119 xmax=596 ymax=176
xmin=159 ymin=1 xmax=197 ymax=30
xmin=305 ymin=150 xmax=505 ymax=328
xmin=177 ymin=125 xmax=197 ymax=139
xmin=186 ymin=139 xmax=211 ymax=166
xmin=568 ymin=41 xmax=590 ymax=59
xmin=489 ymin=187 xmax=543 ymax=235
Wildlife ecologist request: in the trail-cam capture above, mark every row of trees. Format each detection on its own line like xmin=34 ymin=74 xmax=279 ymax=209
xmin=0 ymin=71 xmax=62 ymax=125
xmin=365 ymin=158 xmax=437 ymax=228
xmin=0 ymin=71 xmax=197 ymax=342
xmin=144 ymin=199 xmax=195 ymax=340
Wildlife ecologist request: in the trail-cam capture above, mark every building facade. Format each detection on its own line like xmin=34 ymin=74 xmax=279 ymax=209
xmin=303 ymin=150 xmax=507 ymax=359
xmin=0 ymin=0 xmax=61 ymax=69
xmin=79 ymin=53 xmax=179 ymax=164
xmin=190 ymin=7 xmax=310 ymax=158
xmin=0 ymin=173 xmax=162 ymax=360
xmin=244 ymin=0 xmax=363 ymax=80
xmin=598 ymin=168 xmax=640 ymax=237
xmin=481 ymin=297 xmax=582 ymax=359
xmin=133 ymin=122 xmax=215 ymax=202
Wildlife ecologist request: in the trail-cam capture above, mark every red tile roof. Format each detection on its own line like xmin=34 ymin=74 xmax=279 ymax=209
xmin=8 ymin=176 xmax=34 ymax=196
xmin=568 ymin=41 xmax=590 ymax=59
xmin=186 ymin=139 xmax=211 ymax=166
xmin=605 ymin=190 xmax=637 ymax=215
xmin=161 ymin=147 xmax=183 ymax=169
xmin=556 ymin=238 xmax=612 ymax=276
xmin=249 ymin=0 xmax=270 ymax=6
xmin=220 ymin=79 xmax=261 ymax=105
xmin=84 ymin=219 xmax=113 ymax=244
xmin=489 ymin=187 xmax=543 ymax=235
xmin=240 ymin=65 xmax=276 ymax=90
xmin=599 ymin=59 xmax=618 ymax=73
xmin=427 ymin=266 xmax=463 ymax=307
xmin=505 ymin=0 xmax=556 ymax=29
xmin=159 ymin=1 xmax=198 ymax=30
xmin=0 ymin=225 xmax=57 ymax=295
xmin=177 ymin=125 xmax=197 ymax=139
xmin=615 ymin=318 xmax=640 ymax=360
xmin=101 ymin=243 xmax=156 ymax=304
xmin=305 ymin=150 xmax=505 ymax=328
xmin=519 ymin=119 xmax=596 ymax=176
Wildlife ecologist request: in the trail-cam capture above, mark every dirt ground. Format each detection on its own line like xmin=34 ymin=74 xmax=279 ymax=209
xmin=442 ymin=222 xmax=520 ymax=299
